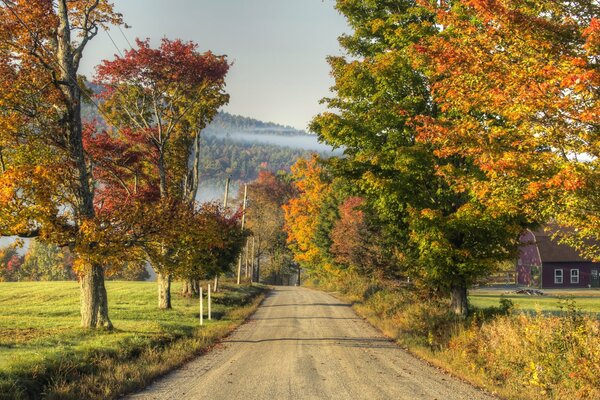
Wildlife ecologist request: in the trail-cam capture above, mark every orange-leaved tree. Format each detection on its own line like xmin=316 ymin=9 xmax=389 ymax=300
xmin=414 ymin=0 xmax=600 ymax=257
xmin=0 ymin=0 xmax=123 ymax=328
xmin=283 ymin=156 xmax=334 ymax=278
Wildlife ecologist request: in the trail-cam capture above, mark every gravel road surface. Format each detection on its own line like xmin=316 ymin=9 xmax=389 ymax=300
xmin=128 ymin=286 xmax=496 ymax=400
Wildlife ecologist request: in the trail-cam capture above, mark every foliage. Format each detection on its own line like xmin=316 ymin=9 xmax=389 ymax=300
xmin=204 ymin=112 xmax=307 ymax=136
xmin=0 ymin=0 xmax=126 ymax=327
xmin=199 ymin=134 xmax=318 ymax=184
xmin=93 ymin=38 xmax=241 ymax=305
xmin=0 ymin=245 xmax=23 ymax=282
xmin=283 ymin=156 xmax=334 ymax=276
xmin=19 ymin=240 xmax=75 ymax=281
xmin=106 ymin=260 xmax=149 ymax=281
xmin=299 ymin=0 xmax=528 ymax=315
xmin=414 ymin=0 xmax=600 ymax=259
xmin=245 ymin=170 xmax=295 ymax=283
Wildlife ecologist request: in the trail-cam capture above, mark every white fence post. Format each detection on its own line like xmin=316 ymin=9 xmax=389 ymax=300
xmin=208 ymin=283 xmax=212 ymax=320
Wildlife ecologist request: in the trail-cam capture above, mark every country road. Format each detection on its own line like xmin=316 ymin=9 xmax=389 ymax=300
xmin=129 ymin=287 xmax=495 ymax=400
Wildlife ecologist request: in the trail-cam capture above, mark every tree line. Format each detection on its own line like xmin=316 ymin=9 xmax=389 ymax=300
xmin=282 ymin=0 xmax=598 ymax=317
xmin=199 ymin=135 xmax=317 ymax=184
xmin=0 ymin=1 xmax=248 ymax=328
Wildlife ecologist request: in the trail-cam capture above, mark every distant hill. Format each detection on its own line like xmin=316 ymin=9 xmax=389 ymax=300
xmin=205 ymin=112 xmax=309 ymax=137
xmin=80 ymin=101 xmax=334 ymax=196
xmin=198 ymin=113 xmax=335 ymax=187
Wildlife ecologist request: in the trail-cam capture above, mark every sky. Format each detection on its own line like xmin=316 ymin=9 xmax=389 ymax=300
xmin=79 ymin=0 xmax=350 ymax=131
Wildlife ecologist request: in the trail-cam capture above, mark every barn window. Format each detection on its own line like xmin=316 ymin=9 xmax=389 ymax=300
xmin=554 ymin=269 xmax=563 ymax=284
xmin=570 ymin=269 xmax=579 ymax=284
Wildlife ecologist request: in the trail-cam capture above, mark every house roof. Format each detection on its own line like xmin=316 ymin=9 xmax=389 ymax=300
xmin=529 ymin=226 xmax=590 ymax=263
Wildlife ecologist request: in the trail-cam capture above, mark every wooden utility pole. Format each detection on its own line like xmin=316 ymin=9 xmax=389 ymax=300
xmin=256 ymin=235 xmax=261 ymax=283
xmin=214 ymin=177 xmax=231 ymax=293
xmin=250 ymin=236 xmax=256 ymax=283
xmin=244 ymin=238 xmax=250 ymax=278
xmin=236 ymin=184 xmax=248 ymax=285
xmin=223 ymin=177 xmax=230 ymax=207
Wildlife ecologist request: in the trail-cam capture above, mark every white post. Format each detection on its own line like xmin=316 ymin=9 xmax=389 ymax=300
xmin=208 ymin=283 xmax=212 ymax=320
xmin=199 ymin=285 xmax=203 ymax=326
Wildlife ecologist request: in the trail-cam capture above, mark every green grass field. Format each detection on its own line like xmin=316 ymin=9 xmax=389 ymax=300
xmin=0 ymin=280 xmax=266 ymax=399
xmin=469 ymin=289 xmax=600 ymax=314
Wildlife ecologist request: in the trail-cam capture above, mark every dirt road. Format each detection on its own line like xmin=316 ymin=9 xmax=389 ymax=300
xmin=129 ymin=287 xmax=495 ymax=400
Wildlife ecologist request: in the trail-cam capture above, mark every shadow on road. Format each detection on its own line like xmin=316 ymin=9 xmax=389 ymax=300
xmin=222 ymin=337 xmax=397 ymax=349
xmin=253 ymin=316 xmax=360 ymax=321
xmin=260 ymin=303 xmax=350 ymax=308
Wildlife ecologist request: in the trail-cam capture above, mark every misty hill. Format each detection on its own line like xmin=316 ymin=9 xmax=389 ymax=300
xmin=81 ymin=101 xmax=336 ymax=199
xmin=203 ymin=112 xmax=335 ymax=154
xmin=198 ymin=112 xmax=337 ymax=194
xmin=205 ymin=112 xmax=308 ymax=136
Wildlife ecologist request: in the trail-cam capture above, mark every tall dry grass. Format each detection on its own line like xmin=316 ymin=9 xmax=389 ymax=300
xmin=310 ymin=273 xmax=600 ymax=400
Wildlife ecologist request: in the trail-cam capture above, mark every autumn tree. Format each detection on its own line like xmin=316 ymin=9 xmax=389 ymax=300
xmin=283 ymin=156 xmax=334 ymax=279
xmin=0 ymin=0 xmax=123 ymax=328
xmin=20 ymin=240 xmax=75 ymax=281
xmin=415 ymin=0 xmax=599 ymax=260
xmin=330 ymin=197 xmax=388 ymax=277
xmin=95 ymin=38 xmax=230 ymax=308
xmin=245 ymin=171 xmax=295 ymax=284
xmin=309 ymin=0 xmax=527 ymax=316
xmin=0 ymin=244 xmax=23 ymax=282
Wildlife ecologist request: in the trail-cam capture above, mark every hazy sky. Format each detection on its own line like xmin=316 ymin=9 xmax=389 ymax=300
xmin=79 ymin=0 xmax=349 ymax=130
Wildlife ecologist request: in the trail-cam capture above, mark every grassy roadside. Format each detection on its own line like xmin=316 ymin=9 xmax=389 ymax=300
xmin=0 ymin=280 xmax=268 ymax=399
xmin=470 ymin=289 xmax=600 ymax=314
xmin=308 ymin=277 xmax=600 ymax=400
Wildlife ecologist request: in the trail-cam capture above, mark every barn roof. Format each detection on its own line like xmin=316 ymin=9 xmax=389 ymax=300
xmin=530 ymin=226 xmax=590 ymax=263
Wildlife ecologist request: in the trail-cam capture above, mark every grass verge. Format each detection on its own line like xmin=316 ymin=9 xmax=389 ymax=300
xmin=307 ymin=275 xmax=600 ymax=400
xmin=470 ymin=289 xmax=600 ymax=314
xmin=0 ymin=280 xmax=268 ymax=399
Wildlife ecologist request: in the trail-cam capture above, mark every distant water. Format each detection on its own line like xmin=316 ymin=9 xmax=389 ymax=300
xmin=196 ymin=181 xmax=239 ymax=204
xmin=0 ymin=236 xmax=29 ymax=253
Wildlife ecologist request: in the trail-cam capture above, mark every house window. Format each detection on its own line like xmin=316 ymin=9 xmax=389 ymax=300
xmin=554 ymin=269 xmax=563 ymax=284
xmin=570 ymin=269 xmax=579 ymax=284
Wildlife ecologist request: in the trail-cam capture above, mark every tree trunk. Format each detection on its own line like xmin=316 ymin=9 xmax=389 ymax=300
xmin=181 ymin=278 xmax=199 ymax=297
xmin=181 ymin=280 xmax=192 ymax=297
xmin=255 ymin=255 xmax=260 ymax=284
xmin=213 ymin=275 xmax=219 ymax=292
xmin=57 ymin=1 xmax=108 ymax=328
xmin=450 ymin=281 xmax=468 ymax=318
xmin=158 ymin=273 xmax=172 ymax=309
xmin=80 ymin=264 xmax=112 ymax=329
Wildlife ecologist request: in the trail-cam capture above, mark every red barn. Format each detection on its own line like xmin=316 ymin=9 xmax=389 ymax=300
xmin=517 ymin=227 xmax=600 ymax=289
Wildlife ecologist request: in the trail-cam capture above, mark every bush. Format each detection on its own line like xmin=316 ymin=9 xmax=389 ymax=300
xmin=446 ymin=301 xmax=600 ymax=399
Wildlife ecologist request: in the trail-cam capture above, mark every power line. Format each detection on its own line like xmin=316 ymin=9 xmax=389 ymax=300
xmin=117 ymin=25 xmax=134 ymax=50
xmin=103 ymin=27 xmax=124 ymax=57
